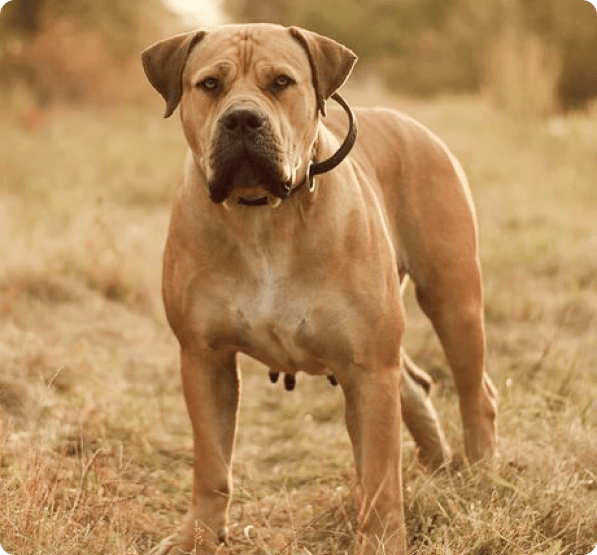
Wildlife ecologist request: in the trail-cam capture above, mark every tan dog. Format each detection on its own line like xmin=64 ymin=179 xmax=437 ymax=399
xmin=141 ymin=23 xmax=497 ymax=555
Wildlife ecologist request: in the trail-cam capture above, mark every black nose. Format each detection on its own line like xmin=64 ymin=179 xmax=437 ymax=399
xmin=221 ymin=108 xmax=266 ymax=134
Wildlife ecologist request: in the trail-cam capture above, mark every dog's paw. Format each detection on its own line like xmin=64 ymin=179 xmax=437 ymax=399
xmin=148 ymin=530 xmax=224 ymax=555
xmin=148 ymin=535 xmax=191 ymax=555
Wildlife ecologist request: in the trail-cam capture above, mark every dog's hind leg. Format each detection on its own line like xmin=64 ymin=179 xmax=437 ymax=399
xmin=414 ymin=262 xmax=498 ymax=464
xmin=400 ymin=349 xmax=451 ymax=471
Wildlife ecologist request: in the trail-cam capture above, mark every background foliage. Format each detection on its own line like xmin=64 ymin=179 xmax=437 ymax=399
xmin=225 ymin=0 xmax=597 ymax=112
xmin=0 ymin=0 xmax=173 ymax=105
xmin=1 ymin=0 xmax=596 ymax=113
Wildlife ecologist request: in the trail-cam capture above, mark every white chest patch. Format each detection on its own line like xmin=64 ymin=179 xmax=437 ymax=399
xmin=233 ymin=253 xmax=315 ymax=372
xmin=251 ymin=257 xmax=276 ymax=317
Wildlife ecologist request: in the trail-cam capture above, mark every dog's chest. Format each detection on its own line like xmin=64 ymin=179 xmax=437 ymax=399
xmin=218 ymin=247 xmax=351 ymax=374
xmin=246 ymin=254 xmax=277 ymax=317
xmin=230 ymin=254 xmax=313 ymax=369
xmin=183 ymin=210 xmax=402 ymax=373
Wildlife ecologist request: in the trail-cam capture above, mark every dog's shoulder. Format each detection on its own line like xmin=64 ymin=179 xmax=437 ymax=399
xmin=325 ymin=104 xmax=455 ymax=179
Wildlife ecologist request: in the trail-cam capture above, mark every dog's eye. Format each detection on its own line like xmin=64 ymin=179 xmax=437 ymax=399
xmin=198 ymin=77 xmax=222 ymax=93
xmin=271 ymin=75 xmax=294 ymax=93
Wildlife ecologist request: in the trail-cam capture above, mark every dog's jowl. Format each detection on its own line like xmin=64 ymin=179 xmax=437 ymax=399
xmin=142 ymin=23 xmax=497 ymax=555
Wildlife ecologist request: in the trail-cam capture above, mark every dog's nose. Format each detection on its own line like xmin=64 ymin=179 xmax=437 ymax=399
xmin=221 ymin=108 xmax=266 ymax=134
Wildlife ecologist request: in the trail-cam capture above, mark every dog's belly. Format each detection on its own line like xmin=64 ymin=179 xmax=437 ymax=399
xmin=235 ymin=311 xmax=329 ymax=375
xmin=229 ymin=290 xmax=350 ymax=377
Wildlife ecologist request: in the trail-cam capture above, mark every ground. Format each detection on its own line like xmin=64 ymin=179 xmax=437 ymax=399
xmin=0 ymin=89 xmax=596 ymax=554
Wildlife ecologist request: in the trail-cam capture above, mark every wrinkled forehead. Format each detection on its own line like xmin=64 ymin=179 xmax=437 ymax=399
xmin=185 ymin=24 xmax=311 ymax=81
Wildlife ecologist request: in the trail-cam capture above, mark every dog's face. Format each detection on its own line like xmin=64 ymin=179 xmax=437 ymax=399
xmin=183 ymin=25 xmax=318 ymax=205
xmin=142 ymin=24 xmax=356 ymax=207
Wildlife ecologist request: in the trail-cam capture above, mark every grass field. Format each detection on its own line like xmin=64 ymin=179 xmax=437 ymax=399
xmin=1 ymin=89 xmax=596 ymax=555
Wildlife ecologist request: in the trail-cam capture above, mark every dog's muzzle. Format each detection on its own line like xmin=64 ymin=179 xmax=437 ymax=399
xmin=208 ymin=104 xmax=292 ymax=205
xmin=208 ymin=93 xmax=358 ymax=207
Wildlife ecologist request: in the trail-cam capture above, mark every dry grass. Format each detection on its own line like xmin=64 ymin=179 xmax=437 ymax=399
xmin=0 ymin=90 xmax=596 ymax=555
xmin=484 ymin=25 xmax=562 ymax=118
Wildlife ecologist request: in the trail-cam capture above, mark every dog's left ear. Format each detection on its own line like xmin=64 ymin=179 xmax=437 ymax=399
xmin=289 ymin=27 xmax=357 ymax=116
xmin=142 ymin=30 xmax=207 ymax=118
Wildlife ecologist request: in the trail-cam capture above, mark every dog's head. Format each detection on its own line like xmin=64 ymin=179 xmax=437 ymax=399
xmin=142 ymin=24 xmax=356 ymax=206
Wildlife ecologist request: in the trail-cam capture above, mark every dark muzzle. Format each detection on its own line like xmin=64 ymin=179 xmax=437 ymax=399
xmin=208 ymin=105 xmax=290 ymax=204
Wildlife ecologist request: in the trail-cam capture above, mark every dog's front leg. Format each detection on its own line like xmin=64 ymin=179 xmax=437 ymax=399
xmin=150 ymin=350 xmax=240 ymax=555
xmin=342 ymin=366 xmax=407 ymax=555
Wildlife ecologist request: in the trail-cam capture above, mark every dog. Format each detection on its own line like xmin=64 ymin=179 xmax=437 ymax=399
xmin=141 ymin=23 xmax=498 ymax=554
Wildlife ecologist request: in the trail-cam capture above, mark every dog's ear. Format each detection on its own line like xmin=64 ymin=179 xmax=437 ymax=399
xmin=142 ymin=30 xmax=207 ymax=118
xmin=289 ymin=27 xmax=357 ymax=116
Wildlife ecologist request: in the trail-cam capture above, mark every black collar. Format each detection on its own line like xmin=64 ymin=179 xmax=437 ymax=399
xmin=307 ymin=92 xmax=358 ymax=183
xmin=238 ymin=92 xmax=357 ymax=207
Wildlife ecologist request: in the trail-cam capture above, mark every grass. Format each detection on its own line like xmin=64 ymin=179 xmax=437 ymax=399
xmin=0 ymin=89 xmax=596 ymax=555
xmin=484 ymin=25 xmax=562 ymax=118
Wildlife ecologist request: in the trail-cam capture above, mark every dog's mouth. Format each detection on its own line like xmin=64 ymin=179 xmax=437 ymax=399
xmin=207 ymin=112 xmax=294 ymax=207
xmin=220 ymin=180 xmax=285 ymax=211
xmin=211 ymin=157 xmax=291 ymax=209
xmin=223 ymin=191 xmax=283 ymax=210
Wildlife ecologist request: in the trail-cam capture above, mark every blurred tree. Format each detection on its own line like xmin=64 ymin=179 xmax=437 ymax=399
xmin=223 ymin=0 xmax=597 ymax=111
xmin=0 ymin=0 xmax=172 ymax=59
xmin=0 ymin=0 xmax=43 ymax=33
xmin=0 ymin=0 xmax=174 ymax=105
xmin=530 ymin=0 xmax=597 ymax=109
xmin=225 ymin=0 xmax=449 ymax=61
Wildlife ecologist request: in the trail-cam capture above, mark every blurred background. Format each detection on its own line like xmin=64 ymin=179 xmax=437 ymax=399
xmin=1 ymin=0 xmax=597 ymax=116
